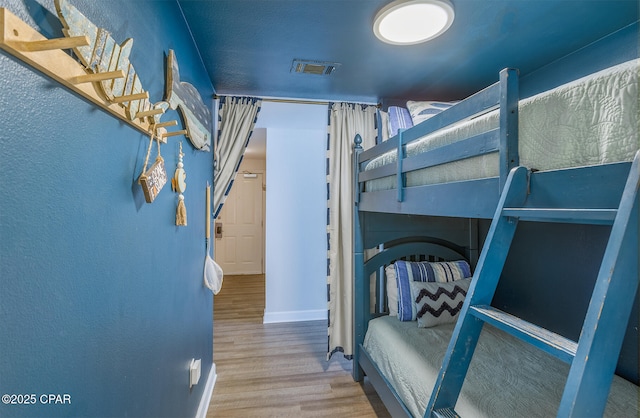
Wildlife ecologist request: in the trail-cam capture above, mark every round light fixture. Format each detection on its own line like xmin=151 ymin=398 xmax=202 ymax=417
xmin=373 ymin=0 xmax=455 ymax=45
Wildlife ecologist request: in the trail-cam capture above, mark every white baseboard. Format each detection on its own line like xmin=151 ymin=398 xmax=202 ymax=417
xmin=262 ymin=309 xmax=327 ymax=324
xmin=195 ymin=362 xmax=217 ymax=418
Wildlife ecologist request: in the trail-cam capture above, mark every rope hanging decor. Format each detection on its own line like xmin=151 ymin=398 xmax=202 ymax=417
xmin=172 ymin=141 xmax=188 ymax=226
xmin=138 ymin=131 xmax=167 ymax=204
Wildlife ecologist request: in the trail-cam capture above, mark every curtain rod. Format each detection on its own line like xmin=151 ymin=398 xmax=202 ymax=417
xmin=213 ymin=94 xmax=380 ymax=108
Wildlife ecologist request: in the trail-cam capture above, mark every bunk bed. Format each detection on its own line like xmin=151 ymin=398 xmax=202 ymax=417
xmin=352 ymin=59 xmax=639 ymax=418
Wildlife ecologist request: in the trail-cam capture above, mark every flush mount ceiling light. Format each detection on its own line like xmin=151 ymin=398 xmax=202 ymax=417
xmin=373 ymin=0 xmax=455 ymax=45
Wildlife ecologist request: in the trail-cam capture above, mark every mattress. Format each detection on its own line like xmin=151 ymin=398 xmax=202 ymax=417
xmin=365 ymin=59 xmax=639 ymax=191
xmin=363 ymin=315 xmax=639 ymax=418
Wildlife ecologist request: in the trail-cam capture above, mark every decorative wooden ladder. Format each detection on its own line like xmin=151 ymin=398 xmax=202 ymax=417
xmin=426 ymin=151 xmax=640 ymax=418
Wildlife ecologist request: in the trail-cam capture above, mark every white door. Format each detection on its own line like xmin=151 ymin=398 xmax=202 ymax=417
xmin=214 ymin=173 xmax=264 ymax=274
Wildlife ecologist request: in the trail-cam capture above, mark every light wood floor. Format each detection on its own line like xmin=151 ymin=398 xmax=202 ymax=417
xmin=207 ymin=274 xmax=391 ymax=418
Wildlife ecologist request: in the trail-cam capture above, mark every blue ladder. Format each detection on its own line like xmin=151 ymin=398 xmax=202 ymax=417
xmin=426 ymin=151 xmax=640 ymax=418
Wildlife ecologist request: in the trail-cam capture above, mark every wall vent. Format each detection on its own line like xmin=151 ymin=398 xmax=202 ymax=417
xmin=290 ymin=59 xmax=340 ymax=75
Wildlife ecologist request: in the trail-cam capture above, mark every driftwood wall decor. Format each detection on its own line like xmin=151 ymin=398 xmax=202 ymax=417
xmin=0 ymin=1 xmax=210 ymax=146
xmin=0 ymin=1 xmax=215 ymax=208
xmin=165 ymin=50 xmax=212 ymax=152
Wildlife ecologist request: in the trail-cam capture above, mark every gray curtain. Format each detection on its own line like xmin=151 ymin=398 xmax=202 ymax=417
xmin=326 ymin=102 xmax=377 ymax=360
xmin=213 ymin=96 xmax=262 ymax=218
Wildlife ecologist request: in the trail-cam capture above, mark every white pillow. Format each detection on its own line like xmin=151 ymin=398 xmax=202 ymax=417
xmin=379 ymin=110 xmax=390 ymax=142
xmin=385 ymin=264 xmax=398 ymax=316
xmin=406 ymin=100 xmax=457 ymax=125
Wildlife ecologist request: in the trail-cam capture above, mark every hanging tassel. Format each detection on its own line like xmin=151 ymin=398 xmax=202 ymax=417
xmin=173 ymin=141 xmax=187 ymax=226
xmin=176 ymin=194 xmax=187 ymax=226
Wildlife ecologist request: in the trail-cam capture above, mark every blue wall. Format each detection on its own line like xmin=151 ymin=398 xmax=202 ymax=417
xmin=0 ymin=1 xmax=214 ymax=417
xmin=520 ymin=21 xmax=639 ymax=98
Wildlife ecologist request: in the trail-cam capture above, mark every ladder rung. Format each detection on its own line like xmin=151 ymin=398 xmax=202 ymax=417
xmin=502 ymin=208 xmax=617 ymax=224
xmin=433 ymin=407 xmax=461 ymax=418
xmin=469 ymin=305 xmax=577 ymax=363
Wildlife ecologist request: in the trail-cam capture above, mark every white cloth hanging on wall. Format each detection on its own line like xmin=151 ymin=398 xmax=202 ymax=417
xmin=326 ymin=102 xmax=377 ymax=360
xmin=204 ymin=240 xmax=224 ymax=294
xmin=214 ymin=96 xmax=262 ymax=218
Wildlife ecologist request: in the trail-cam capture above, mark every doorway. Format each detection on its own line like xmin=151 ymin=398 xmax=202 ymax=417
xmin=214 ymin=169 xmax=265 ymax=275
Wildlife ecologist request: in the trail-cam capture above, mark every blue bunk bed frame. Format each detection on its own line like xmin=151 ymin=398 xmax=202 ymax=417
xmin=352 ymin=69 xmax=519 ymax=415
xmin=352 ymin=67 xmax=639 ymax=417
xmin=355 ymin=68 xmax=519 ymax=219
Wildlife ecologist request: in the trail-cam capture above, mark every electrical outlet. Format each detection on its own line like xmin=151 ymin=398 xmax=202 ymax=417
xmin=190 ymin=359 xmax=201 ymax=388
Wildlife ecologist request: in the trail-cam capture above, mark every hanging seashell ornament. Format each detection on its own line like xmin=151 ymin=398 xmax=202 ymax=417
xmin=172 ymin=141 xmax=187 ymax=226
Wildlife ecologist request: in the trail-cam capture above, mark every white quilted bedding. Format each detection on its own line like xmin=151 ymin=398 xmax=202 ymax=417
xmin=365 ymin=59 xmax=639 ymax=191
xmin=363 ymin=315 xmax=640 ymax=418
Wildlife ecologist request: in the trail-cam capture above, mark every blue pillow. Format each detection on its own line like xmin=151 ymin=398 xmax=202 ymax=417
xmin=387 ymin=106 xmax=414 ymax=137
xmin=395 ymin=260 xmax=471 ymax=321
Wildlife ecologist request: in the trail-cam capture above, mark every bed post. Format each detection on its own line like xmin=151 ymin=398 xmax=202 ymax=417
xmin=468 ymin=218 xmax=479 ymax=269
xmin=499 ymin=68 xmax=519 ymax=191
xmin=353 ymin=134 xmax=366 ymax=381
xmin=396 ymin=130 xmax=404 ymax=202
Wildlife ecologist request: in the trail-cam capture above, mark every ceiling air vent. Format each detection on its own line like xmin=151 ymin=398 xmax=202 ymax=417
xmin=290 ymin=59 xmax=341 ymax=76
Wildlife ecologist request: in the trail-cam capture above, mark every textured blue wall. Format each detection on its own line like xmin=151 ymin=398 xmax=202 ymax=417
xmin=520 ymin=21 xmax=639 ymax=98
xmin=0 ymin=1 xmax=214 ymax=417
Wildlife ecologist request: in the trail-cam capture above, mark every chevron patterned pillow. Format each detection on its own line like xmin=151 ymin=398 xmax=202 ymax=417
xmin=411 ymin=278 xmax=472 ymax=328
xmin=395 ymin=260 xmax=472 ymax=321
